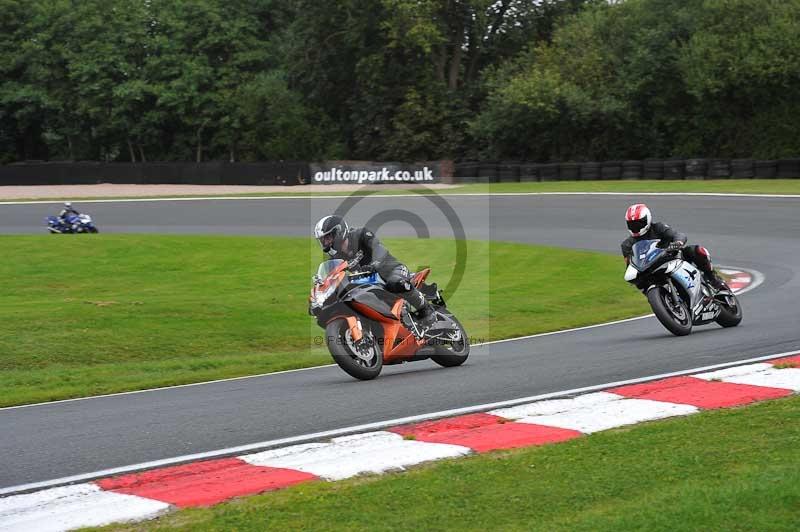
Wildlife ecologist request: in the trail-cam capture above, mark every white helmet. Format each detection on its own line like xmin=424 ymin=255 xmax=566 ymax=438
xmin=314 ymin=215 xmax=349 ymax=256
xmin=625 ymin=203 xmax=652 ymax=237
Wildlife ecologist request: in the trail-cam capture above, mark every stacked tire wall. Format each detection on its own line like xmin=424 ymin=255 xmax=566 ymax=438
xmin=2 ymin=158 xmax=799 ymax=186
xmin=453 ymin=159 xmax=800 ymax=183
xmin=0 ymin=162 xmax=310 ymax=186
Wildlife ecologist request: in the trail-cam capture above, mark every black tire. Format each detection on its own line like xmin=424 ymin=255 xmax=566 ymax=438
xmin=430 ymin=312 xmax=470 ymax=367
xmin=647 ymin=286 xmax=692 ymax=336
xmin=715 ymin=293 xmax=743 ymax=328
xmin=89 ymin=227 xmax=99 ymax=233
xmin=325 ymin=319 xmax=382 ymax=380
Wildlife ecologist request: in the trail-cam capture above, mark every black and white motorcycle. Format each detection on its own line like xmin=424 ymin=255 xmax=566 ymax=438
xmin=625 ymin=239 xmax=742 ymax=336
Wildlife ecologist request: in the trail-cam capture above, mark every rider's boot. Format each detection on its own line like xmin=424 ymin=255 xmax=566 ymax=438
xmin=415 ymin=302 xmax=436 ymax=328
xmin=704 ymin=270 xmax=728 ymax=291
xmin=402 ymin=287 xmax=436 ymax=329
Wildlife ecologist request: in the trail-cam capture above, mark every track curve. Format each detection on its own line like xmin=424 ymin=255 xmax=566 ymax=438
xmin=1 ymin=193 xmax=798 ymax=490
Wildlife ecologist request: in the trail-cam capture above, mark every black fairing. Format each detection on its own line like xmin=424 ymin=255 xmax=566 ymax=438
xmin=313 ymin=300 xmax=354 ymax=329
xmin=342 ymin=284 xmax=400 ymax=320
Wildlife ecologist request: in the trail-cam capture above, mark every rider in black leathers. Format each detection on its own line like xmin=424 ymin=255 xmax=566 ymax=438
xmin=314 ymin=215 xmax=436 ymax=326
xmin=621 ymin=203 xmax=728 ymax=291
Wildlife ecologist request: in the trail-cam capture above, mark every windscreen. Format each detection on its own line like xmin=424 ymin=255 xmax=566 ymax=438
xmin=316 ymin=259 xmax=344 ymax=279
xmin=630 ymin=239 xmax=666 ymax=271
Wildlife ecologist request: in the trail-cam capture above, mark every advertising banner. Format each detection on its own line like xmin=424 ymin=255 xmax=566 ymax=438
xmin=309 ymin=161 xmax=441 ymax=185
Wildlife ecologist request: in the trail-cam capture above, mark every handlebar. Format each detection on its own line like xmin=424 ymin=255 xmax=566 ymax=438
xmin=347 ymin=250 xmax=364 ymax=270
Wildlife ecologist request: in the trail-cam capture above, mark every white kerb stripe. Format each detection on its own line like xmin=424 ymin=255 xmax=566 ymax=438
xmin=0 ymin=483 xmax=170 ymax=532
xmin=3 ymin=345 xmax=790 ymax=499
xmin=493 ymin=392 xmax=697 ymax=434
xmin=694 ymin=364 xmax=800 ymax=391
xmin=240 ymin=431 xmax=470 ymax=481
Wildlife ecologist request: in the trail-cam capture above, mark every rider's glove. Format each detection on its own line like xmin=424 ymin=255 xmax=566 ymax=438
xmin=366 ymin=260 xmax=381 ymax=273
xmin=667 ymin=241 xmax=685 ymax=251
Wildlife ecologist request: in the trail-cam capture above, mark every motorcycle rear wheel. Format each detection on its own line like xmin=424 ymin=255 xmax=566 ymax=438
xmin=326 ymin=319 xmax=382 ymax=380
xmin=647 ymin=286 xmax=692 ymax=336
xmin=431 ymin=312 xmax=470 ymax=367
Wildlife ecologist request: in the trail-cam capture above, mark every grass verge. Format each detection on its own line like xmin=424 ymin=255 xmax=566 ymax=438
xmin=98 ymin=394 xmax=800 ymax=531
xmin=0 ymin=235 xmax=648 ymax=407
xmin=7 ymin=179 xmax=800 ymax=201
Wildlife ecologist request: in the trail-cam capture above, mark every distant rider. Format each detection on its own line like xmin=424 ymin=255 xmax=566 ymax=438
xmin=621 ymin=203 xmax=728 ymax=291
xmin=58 ymin=202 xmax=80 ymax=231
xmin=314 ymin=215 xmax=436 ymax=327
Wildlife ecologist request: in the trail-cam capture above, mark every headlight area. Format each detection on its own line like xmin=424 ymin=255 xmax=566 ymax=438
xmin=311 ymin=284 xmax=337 ymax=309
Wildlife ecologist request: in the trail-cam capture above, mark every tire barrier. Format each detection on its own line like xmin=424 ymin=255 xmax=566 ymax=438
xmin=497 ymin=162 xmax=520 ymax=182
xmin=708 ymin=159 xmax=731 ymax=179
xmin=643 ymin=159 xmax=664 ymax=180
xmin=600 ymin=160 xmax=622 ymax=180
xmin=539 ymin=163 xmax=560 ymax=181
xmin=477 ymin=162 xmax=498 ymax=183
xmin=685 ymin=158 xmax=708 ymax=180
xmin=560 ymin=162 xmax=580 ymax=181
xmin=777 ymin=159 xmax=800 ymax=179
xmin=3 ymin=158 xmax=799 ymax=186
xmin=451 ymin=157 xmax=799 ymax=183
xmin=622 ymin=160 xmax=643 ymax=180
xmin=519 ymin=163 xmax=540 ymax=182
xmin=731 ymin=159 xmax=755 ymax=178
xmin=579 ymin=162 xmax=601 ymax=180
xmin=754 ymin=160 xmax=777 ymax=179
xmin=0 ymin=161 xmax=309 ymax=186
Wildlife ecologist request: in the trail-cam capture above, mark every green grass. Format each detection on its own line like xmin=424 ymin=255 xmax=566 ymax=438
xmin=0 ymin=235 xmax=648 ymax=407
xmin=9 ymin=179 xmax=800 ymax=201
xmin=98 ymin=394 xmax=800 ymax=531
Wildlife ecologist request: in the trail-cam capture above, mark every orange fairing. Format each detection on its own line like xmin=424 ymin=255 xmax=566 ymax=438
xmin=381 ymin=299 xmax=424 ymax=362
xmin=412 ymin=268 xmax=430 ymax=288
xmin=310 ymin=262 xmax=347 ymax=302
xmin=319 ymin=262 xmax=347 ymax=292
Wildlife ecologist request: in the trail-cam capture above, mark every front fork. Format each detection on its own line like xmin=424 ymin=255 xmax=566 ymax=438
xmin=342 ymin=316 xmax=363 ymax=342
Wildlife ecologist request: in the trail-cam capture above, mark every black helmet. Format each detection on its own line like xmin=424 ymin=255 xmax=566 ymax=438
xmin=314 ymin=215 xmax=349 ymax=256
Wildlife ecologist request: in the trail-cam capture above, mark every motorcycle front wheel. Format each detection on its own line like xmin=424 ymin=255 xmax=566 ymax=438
xmin=647 ymin=286 xmax=692 ymax=336
xmin=430 ymin=312 xmax=470 ymax=367
xmin=326 ymin=319 xmax=383 ymax=380
xmin=715 ymin=292 xmax=742 ymax=328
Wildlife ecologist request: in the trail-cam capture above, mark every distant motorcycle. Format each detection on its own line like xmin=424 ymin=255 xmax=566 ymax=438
xmin=45 ymin=213 xmax=99 ymax=234
xmin=309 ymin=251 xmax=469 ymax=380
xmin=625 ymin=239 xmax=742 ymax=336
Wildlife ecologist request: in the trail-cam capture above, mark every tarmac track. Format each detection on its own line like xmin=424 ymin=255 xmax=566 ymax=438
xmin=0 ymin=193 xmax=798 ymax=490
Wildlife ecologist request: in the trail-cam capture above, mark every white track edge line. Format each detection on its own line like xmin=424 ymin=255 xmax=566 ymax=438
xmin=2 ymin=191 xmax=800 ymax=205
xmin=1 ymin=345 xmax=795 ymax=497
xmin=0 ymin=267 xmax=761 ymax=412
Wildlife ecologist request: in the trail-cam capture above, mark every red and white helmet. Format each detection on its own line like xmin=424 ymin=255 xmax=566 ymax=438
xmin=625 ymin=203 xmax=652 ymax=237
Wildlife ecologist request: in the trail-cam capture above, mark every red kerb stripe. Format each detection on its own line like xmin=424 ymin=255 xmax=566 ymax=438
xmin=610 ymin=376 xmax=791 ymax=409
xmin=390 ymin=413 xmax=581 ymax=452
xmin=96 ymin=457 xmax=317 ymax=507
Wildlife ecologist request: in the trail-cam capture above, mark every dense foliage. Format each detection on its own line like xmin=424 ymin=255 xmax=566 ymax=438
xmin=1 ymin=0 xmax=798 ymax=163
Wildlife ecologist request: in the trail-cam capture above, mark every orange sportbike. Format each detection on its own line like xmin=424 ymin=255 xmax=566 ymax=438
xmin=309 ymin=252 xmax=469 ymax=380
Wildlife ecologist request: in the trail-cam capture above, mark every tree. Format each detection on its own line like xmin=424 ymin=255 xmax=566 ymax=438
xmin=472 ymin=0 xmax=800 ymax=161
